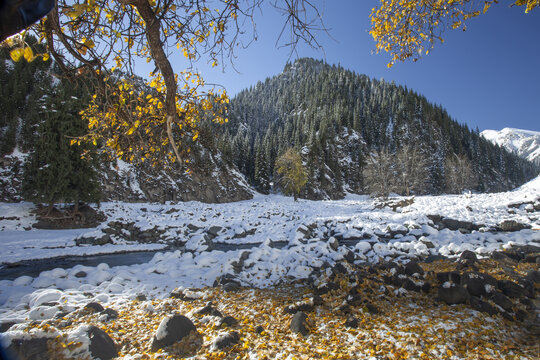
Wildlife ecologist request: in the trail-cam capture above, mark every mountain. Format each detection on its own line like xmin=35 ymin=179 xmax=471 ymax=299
xmin=216 ymin=58 xmax=539 ymax=198
xmin=481 ymin=128 xmax=540 ymax=166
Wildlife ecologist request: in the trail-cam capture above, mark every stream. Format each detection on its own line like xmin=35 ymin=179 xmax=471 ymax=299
xmin=0 ymin=241 xmax=289 ymax=281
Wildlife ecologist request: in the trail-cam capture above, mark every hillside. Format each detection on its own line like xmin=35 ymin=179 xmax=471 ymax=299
xmin=481 ymin=128 xmax=540 ymax=165
xmin=218 ymin=58 xmax=539 ymax=199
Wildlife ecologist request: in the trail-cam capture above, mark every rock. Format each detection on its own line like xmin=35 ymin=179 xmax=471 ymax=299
xmin=290 ymin=312 xmax=309 ymax=336
xmin=345 ymin=317 xmax=359 ymax=328
xmin=491 ymin=251 xmax=513 ymax=262
xmin=222 ymin=282 xmax=241 ymax=292
xmin=498 ymin=220 xmax=530 ymax=232
xmin=75 ymin=234 xmax=111 ymax=246
xmin=84 ymin=302 xmax=104 ymax=313
xmin=212 ymin=331 xmax=239 ymax=350
xmin=196 ymin=304 xmax=222 ymax=317
xmin=255 ymin=325 xmax=265 ymax=334
xmin=312 ymin=295 xmax=324 ymax=306
xmin=525 ymin=270 xmax=540 ymax=284
xmin=343 ymin=250 xmax=356 ymax=263
xmin=365 ymin=303 xmax=379 ymax=315
xmin=87 ymin=325 xmax=118 ymax=360
xmin=284 ymin=301 xmax=314 ymax=314
xmin=207 ymin=226 xmax=223 ymax=238
xmin=404 ymin=261 xmax=424 ymax=276
xmin=402 ymin=278 xmax=421 ymax=292
xmin=0 ymin=321 xmax=16 ymax=333
xmin=490 ymin=292 xmax=513 ymax=312
xmin=436 ymin=271 xmax=461 ymax=284
xmin=6 ymin=337 xmax=49 ymax=360
xmin=136 ymin=294 xmax=147 ymax=301
xmin=314 ymin=282 xmax=339 ymax=295
xmin=328 ymin=237 xmax=339 ymax=251
xmin=421 ymin=282 xmax=432 ymax=293
xmin=461 ymin=272 xmax=497 ymax=297
xmin=218 ymin=316 xmax=238 ymax=327
xmin=437 ymin=284 xmax=469 ymax=305
xmin=100 ymin=308 xmax=118 ymax=321
xmin=346 ymin=294 xmax=363 ymax=307
xmin=151 ymin=314 xmax=197 ymax=351
xmin=469 ymin=297 xmax=497 ymax=316
xmin=74 ymin=271 xmax=87 ymax=278
xmin=497 ymin=280 xmax=526 ymax=298
xmin=460 ymin=250 xmax=477 ymax=262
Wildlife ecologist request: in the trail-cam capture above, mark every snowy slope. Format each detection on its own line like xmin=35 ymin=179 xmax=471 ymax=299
xmin=481 ymin=127 xmax=540 ymax=165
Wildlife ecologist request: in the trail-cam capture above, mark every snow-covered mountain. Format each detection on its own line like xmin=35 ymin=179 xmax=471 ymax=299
xmin=481 ymin=128 xmax=540 ymax=165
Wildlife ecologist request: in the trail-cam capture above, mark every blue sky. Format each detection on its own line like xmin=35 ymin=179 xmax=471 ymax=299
xmin=137 ymin=1 xmax=540 ymax=132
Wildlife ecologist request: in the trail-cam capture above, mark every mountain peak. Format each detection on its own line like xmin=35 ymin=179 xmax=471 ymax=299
xmin=481 ymin=128 xmax=540 ymax=165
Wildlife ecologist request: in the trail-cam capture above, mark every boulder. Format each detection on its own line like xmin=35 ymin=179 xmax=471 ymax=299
xmin=212 ymin=331 xmax=239 ymax=350
xmin=461 ymin=272 xmax=497 ymax=297
xmin=100 ymin=308 xmax=118 ymax=321
xmin=218 ymin=316 xmax=238 ymax=328
xmin=437 ymin=284 xmax=469 ymax=305
xmin=469 ymin=297 xmax=498 ymax=316
xmin=497 ymin=280 xmax=526 ymax=299
xmin=290 ymin=312 xmax=309 ymax=336
xmin=498 ymin=220 xmax=530 ymax=232
xmin=84 ymin=302 xmax=104 ymax=313
xmin=6 ymin=337 xmax=49 ymax=360
xmin=404 ymin=261 xmax=424 ymax=276
xmin=87 ymin=326 xmax=118 ymax=360
xmin=490 ymin=292 xmax=513 ymax=312
xmin=151 ymin=314 xmax=197 ymax=351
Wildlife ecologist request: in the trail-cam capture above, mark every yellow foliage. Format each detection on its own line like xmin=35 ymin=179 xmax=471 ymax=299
xmin=370 ymin=0 xmax=537 ymax=66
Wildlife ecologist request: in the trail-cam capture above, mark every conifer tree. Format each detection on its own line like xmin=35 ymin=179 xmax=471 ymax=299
xmin=22 ymin=80 xmax=100 ymax=214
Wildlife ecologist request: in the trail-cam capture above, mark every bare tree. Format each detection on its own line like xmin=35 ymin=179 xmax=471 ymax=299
xmin=363 ymin=147 xmax=395 ymax=197
xmin=444 ymin=153 xmax=477 ymax=194
xmin=395 ymin=144 xmax=428 ymax=196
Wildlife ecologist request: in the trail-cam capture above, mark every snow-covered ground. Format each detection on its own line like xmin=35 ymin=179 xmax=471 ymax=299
xmin=0 ymin=177 xmax=539 ymax=356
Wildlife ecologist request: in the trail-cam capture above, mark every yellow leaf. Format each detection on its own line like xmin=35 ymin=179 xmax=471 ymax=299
xmin=42 ymin=53 xmax=50 ymax=61
xmin=10 ymin=48 xmax=24 ymax=62
xmin=23 ymin=47 xmax=34 ymax=61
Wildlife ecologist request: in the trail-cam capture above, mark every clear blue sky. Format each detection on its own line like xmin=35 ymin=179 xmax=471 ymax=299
xmin=136 ymin=1 xmax=540 ymax=132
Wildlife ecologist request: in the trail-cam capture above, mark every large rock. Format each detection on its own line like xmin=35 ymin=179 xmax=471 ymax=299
xmin=290 ymin=312 xmax=309 ymax=336
xmin=212 ymin=331 xmax=240 ymax=350
xmin=6 ymin=337 xmax=50 ymax=360
xmin=461 ymin=272 xmax=497 ymax=297
xmin=437 ymin=284 xmax=469 ymax=305
xmin=498 ymin=220 xmax=530 ymax=232
xmin=151 ymin=314 xmax=197 ymax=351
xmin=87 ymin=326 xmax=118 ymax=360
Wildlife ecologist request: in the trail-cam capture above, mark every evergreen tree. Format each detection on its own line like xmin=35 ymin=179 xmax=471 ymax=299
xmin=22 ymin=80 xmax=100 ymax=214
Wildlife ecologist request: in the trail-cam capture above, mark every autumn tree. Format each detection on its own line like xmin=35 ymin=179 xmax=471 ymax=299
xmin=370 ymin=0 xmax=539 ymax=67
xmin=444 ymin=153 xmax=477 ymax=193
xmin=2 ymin=0 xmax=326 ymax=167
xmin=275 ymin=148 xmax=307 ymax=201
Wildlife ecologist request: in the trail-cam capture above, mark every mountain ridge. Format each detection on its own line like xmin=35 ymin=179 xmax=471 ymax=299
xmin=481 ymin=127 xmax=540 ymax=165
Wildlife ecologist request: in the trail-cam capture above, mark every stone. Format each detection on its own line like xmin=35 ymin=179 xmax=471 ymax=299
xmin=469 ymin=297 xmax=497 ymax=316
xmin=498 ymin=220 xmax=530 ymax=232
xmin=437 ymin=284 xmax=469 ymax=305
xmin=212 ymin=331 xmax=239 ymax=350
xmin=100 ymin=308 xmax=118 ymax=321
xmin=328 ymin=237 xmax=339 ymax=251
xmin=136 ymin=294 xmax=147 ymax=301
xmin=84 ymin=302 xmax=104 ymax=313
xmin=87 ymin=325 xmax=118 ymax=360
xmin=345 ymin=317 xmax=359 ymax=328
xmin=461 ymin=272 xmax=497 ymax=297
xmin=0 ymin=321 xmax=16 ymax=333
xmin=218 ymin=316 xmax=238 ymax=327
xmin=402 ymin=279 xmax=421 ymax=292
xmin=365 ymin=303 xmax=379 ymax=315
xmin=460 ymin=250 xmax=477 ymax=262
xmin=74 ymin=271 xmax=87 ymax=278
xmin=6 ymin=337 xmax=49 ymax=360
xmin=490 ymin=292 xmax=513 ymax=312
xmin=525 ymin=270 xmax=540 ymax=284
xmin=436 ymin=271 xmax=461 ymax=284
xmin=404 ymin=261 xmax=424 ymax=276
xmin=222 ymin=282 xmax=241 ymax=292
xmin=151 ymin=314 xmax=197 ymax=351
xmin=290 ymin=312 xmax=309 ymax=336
xmin=497 ymin=280 xmax=526 ymax=299
xmin=207 ymin=226 xmax=223 ymax=238
xmin=255 ymin=325 xmax=264 ymax=334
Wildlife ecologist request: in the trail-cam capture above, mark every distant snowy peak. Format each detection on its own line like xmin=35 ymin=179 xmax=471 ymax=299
xmin=481 ymin=127 xmax=540 ymax=165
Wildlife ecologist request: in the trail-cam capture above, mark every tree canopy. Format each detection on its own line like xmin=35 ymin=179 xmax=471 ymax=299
xmin=2 ymin=0 xmax=325 ymax=166
xmin=370 ymin=0 xmax=539 ymax=67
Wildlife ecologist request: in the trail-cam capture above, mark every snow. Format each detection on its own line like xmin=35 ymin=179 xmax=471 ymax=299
xmin=0 ymin=178 xmax=539 ymax=351
xmin=481 ymin=127 xmax=540 ymax=164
